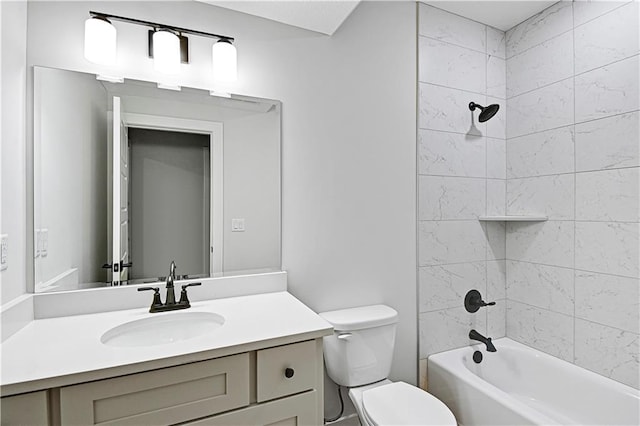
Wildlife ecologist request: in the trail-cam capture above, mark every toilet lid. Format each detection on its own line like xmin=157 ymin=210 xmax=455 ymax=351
xmin=362 ymin=382 xmax=456 ymax=426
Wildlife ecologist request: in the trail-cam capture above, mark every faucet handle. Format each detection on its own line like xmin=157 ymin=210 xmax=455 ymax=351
xmin=465 ymin=289 xmax=495 ymax=313
xmin=181 ymin=282 xmax=202 ymax=290
xmin=179 ymin=282 xmax=201 ymax=307
xmin=138 ymin=287 xmax=163 ymax=311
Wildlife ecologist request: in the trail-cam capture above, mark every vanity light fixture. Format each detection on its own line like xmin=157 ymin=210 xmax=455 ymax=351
xmin=84 ymin=16 xmax=117 ymax=66
xmin=211 ymin=39 xmax=237 ymax=82
xmin=85 ymin=11 xmax=237 ymax=83
xmin=152 ymin=30 xmax=181 ymax=75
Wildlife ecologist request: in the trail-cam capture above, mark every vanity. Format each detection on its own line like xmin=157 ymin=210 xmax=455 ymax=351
xmin=2 ymin=44 xmax=326 ymax=425
xmin=1 ymin=279 xmax=333 ymax=425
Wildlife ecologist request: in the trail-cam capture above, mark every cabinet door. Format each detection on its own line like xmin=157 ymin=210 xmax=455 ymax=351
xmin=60 ymin=354 xmax=249 ymax=425
xmin=186 ymin=390 xmax=317 ymax=426
xmin=1 ymin=391 xmax=48 ymax=426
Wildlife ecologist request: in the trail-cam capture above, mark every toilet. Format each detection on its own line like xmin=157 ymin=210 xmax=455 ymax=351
xmin=319 ymin=305 xmax=456 ymax=426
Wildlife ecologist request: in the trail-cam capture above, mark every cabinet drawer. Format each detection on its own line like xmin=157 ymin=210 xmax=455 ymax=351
xmin=186 ymin=390 xmax=318 ymax=426
xmin=60 ymin=353 xmax=249 ymax=425
xmin=256 ymin=340 xmax=317 ymax=402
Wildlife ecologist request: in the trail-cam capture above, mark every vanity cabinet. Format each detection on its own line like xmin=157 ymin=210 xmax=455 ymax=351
xmin=2 ymin=339 xmax=324 ymax=426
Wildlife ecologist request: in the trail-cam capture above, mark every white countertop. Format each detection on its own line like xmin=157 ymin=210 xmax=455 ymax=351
xmin=1 ymin=291 xmax=333 ymax=396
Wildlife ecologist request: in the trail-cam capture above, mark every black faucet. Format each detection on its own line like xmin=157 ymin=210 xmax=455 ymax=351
xmin=138 ymin=261 xmax=201 ymax=313
xmin=469 ymin=329 xmax=497 ymax=352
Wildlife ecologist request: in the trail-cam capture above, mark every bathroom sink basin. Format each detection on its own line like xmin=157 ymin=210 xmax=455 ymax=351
xmin=101 ymin=311 xmax=225 ymax=347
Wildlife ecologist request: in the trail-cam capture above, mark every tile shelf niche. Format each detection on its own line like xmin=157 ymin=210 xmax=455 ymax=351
xmin=478 ymin=216 xmax=548 ymax=222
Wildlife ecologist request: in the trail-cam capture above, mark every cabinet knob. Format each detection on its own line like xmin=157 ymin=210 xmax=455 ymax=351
xmin=284 ymin=367 xmax=295 ymax=378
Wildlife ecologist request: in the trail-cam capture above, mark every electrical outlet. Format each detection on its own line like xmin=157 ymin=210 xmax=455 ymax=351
xmin=231 ymin=218 xmax=245 ymax=232
xmin=1 ymin=234 xmax=8 ymax=271
xmin=41 ymin=229 xmax=49 ymax=257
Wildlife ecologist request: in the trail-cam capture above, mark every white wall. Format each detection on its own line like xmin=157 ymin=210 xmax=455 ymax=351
xmin=0 ymin=1 xmax=28 ymax=305
xmin=25 ymin=0 xmax=418 ymax=398
xmin=504 ymin=1 xmax=639 ymax=389
xmin=223 ymin=110 xmax=280 ymax=273
xmin=417 ymin=3 xmax=507 ymax=387
xmin=34 ymin=67 xmax=108 ymax=288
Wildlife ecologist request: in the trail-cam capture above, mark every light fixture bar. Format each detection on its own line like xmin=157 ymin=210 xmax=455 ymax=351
xmin=89 ymin=11 xmax=234 ymax=42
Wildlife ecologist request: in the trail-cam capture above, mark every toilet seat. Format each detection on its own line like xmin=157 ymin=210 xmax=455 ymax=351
xmin=361 ymin=382 xmax=456 ymax=426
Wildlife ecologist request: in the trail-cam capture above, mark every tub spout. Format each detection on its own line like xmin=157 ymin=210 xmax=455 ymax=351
xmin=469 ymin=329 xmax=497 ymax=352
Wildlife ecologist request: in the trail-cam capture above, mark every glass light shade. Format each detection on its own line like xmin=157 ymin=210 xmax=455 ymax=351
xmin=153 ymin=30 xmax=180 ymax=75
xmin=84 ymin=17 xmax=116 ymax=66
xmin=211 ymin=40 xmax=237 ymax=82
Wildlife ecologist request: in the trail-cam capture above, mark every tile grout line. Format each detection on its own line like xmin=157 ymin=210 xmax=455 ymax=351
xmin=419 ymin=108 xmax=639 ymax=138
xmin=484 ymin=23 xmax=490 ymax=336
xmin=418 ymin=219 xmax=639 ymax=223
xmin=506 ymin=299 xmax=638 ymax=336
xmin=503 ymin=28 xmax=509 ymax=338
xmin=501 ymin=165 xmax=640 ymax=180
xmin=419 ymin=165 xmax=640 ymax=180
xmin=572 ymin=1 xmax=577 ymax=365
xmin=418 ymin=34 xmax=489 ymax=57
xmin=502 ymin=109 xmax=640 ymax=140
xmin=504 ymin=0 xmax=632 ymax=61
xmin=505 ymin=53 xmax=640 ymax=101
xmin=420 ymin=258 xmax=640 ymax=281
xmin=416 ymin=2 xmax=422 ymax=385
xmin=572 ymin=0 xmax=635 ymax=30
xmin=418 ymin=81 xmax=500 ymax=99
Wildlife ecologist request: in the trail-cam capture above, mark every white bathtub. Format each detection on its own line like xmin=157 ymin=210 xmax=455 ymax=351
xmin=428 ymin=338 xmax=640 ymax=426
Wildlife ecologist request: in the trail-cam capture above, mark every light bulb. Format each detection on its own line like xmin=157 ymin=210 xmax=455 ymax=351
xmin=153 ymin=30 xmax=180 ymax=75
xmin=212 ymin=39 xmax=237 ymax=82
xmin=84 ymin=17 xmax=116 ymax=66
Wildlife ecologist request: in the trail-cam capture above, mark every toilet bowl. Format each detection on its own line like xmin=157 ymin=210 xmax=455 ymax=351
xmin=348 ymin=379 xmax=456 ymax=426
xmin=319 ymin=305 xmax=457 ymax=426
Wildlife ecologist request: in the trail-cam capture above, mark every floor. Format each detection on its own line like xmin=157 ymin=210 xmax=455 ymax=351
xmin=328 ymin=414 xmax=360 ymax=426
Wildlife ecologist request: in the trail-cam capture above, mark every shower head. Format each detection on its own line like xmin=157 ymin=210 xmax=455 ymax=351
xmin=469 ymin=102 xmax=500 ymax=123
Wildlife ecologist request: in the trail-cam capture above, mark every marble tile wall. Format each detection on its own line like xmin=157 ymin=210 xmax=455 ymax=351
xmin=505 ymin=0 xmax=639 ymax=389
xmin=417 ymin=3 xmax=507 ymax=387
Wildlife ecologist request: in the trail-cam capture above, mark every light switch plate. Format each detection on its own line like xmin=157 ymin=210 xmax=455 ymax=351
xmin=1 ymin=234 xmax=8 ymax=271
xmin=41 ymin=229 xmax=49 ymax=257
xmin=34 ymin=229 xmax=40 ymax=258
xmin=231 ymin=218 xmax=245 ymax=232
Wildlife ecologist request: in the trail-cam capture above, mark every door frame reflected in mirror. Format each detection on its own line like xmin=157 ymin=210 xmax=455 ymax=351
xmin=113 ymin=111 xmax=224 ymax=285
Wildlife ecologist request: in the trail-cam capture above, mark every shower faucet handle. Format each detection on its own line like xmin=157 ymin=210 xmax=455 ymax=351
xmin=464 ymin=289 xmax=495 ymax=313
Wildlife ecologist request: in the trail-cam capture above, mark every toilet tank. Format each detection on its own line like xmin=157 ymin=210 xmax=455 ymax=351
xmin=319 ymin=305 xmax=398 ymax=387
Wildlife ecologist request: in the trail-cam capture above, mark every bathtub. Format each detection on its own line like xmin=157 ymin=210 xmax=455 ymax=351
xmin=427 ymin=338 xmax=640 ymax=426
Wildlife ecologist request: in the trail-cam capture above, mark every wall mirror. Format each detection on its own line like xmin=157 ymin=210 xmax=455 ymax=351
xmin=33 ymin=66 xmax=281 ymax=293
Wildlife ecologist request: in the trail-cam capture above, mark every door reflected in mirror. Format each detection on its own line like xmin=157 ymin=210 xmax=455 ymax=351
xmin=126 ymin=128 xmax=212 ymax=283
xmin=33 ymin=66 xmax=281 ymax=293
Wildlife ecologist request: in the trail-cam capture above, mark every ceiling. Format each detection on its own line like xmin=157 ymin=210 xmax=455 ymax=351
xmin=198 ymin=1 xmax=557 ymax=35
xmin=198 ymin=0 xmax=361 ymax=35
xmin=424 ymin=1 xmax=557 ymax=31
